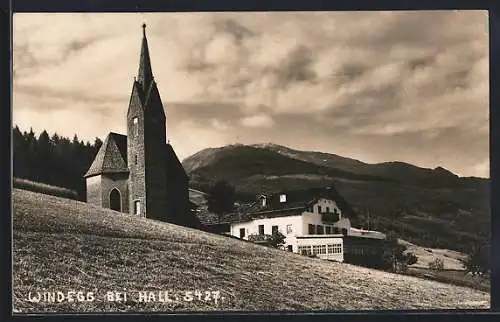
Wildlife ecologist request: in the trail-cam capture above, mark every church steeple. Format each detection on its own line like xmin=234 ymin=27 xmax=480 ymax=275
xmin=137 ymin=23 xmax=153 ymax=90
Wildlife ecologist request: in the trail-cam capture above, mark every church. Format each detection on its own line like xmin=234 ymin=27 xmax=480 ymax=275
xmin=84 ymin=24 xmax=196 ymax=227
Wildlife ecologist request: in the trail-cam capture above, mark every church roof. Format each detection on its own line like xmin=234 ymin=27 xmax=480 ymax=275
xmin=84 ymin=132 xmax=188 ymax=181
xmin=137 ymin=23 xmax=154 ymax=90
xmin=166 ymin=143 xmax=189 ymax=182
xmin=84 ymin=132 xmax=129 ymax=178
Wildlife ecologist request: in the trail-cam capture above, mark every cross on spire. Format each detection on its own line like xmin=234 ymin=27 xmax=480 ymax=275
xmin=137 ymin=23 xmax=153 ymax=89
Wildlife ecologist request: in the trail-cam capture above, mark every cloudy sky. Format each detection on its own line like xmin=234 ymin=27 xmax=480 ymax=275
xmin=13 ymin=11 xmax=489 ymax=178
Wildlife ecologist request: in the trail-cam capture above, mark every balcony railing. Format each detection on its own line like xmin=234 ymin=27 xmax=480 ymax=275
xmin=321 ymin=213 xmax=340 ymax=223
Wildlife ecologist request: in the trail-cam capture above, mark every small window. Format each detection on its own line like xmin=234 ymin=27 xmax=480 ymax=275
xmin=134 ymin=200 xmax=141 ymax=215
xmin=272 ymin=225 xmax=278 ymax=235
xmin=317 ymin=205 xmax=322 ymax=213
xmin=286 ymin=224 xmax=293 ymax=234
xmin=326 ymin=207 xmax=330 ymax=213
xmin=280 ymin=194 xmax=287 ymax=203
xmin=132 ymin=117 xmax=139 ymax=136
xmin=240 ymin=228 xmax=246 ymax=238
xmin=325 ymin=226 xmax=332 ymax=234
xmin=258 ymin=225 xmax=264 ymax=235
xmin=134 ymin=155 xmax=138 ymax=165
xmin=317 ymin=225 xmax=324 ymax=235
xmin=261 ymin=197 xmax=267 ymax=207
xmin=308 ymin=224 xmax=315 ymax=234
xmin=298 ymin=245 xmax=312 ymax=256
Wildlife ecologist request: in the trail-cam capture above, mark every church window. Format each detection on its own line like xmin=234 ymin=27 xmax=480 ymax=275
xmin=134 ymin=200 xmax=141 ymax=215
xmin=133 ymin=117 xmax=138 ymax=136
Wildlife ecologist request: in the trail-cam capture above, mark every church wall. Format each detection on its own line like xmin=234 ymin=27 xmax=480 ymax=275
xmin=86 ymin=175 xmax=102 ymax=206
xmin=165 ymin=177 xmax=190 ymax=225
xmin=127 ymin=98 xmax=147 ymax=217
xmin=101 ymin=172 xmax=129 ymax=213
xmin=144 ymin=123 xmax=168 ymax=220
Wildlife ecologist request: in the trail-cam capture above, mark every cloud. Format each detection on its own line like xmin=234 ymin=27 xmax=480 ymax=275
xmin=473 ymin=159 xmax=489 ymax=178
xmin=12 ymin=11 xmax=489 ymax=177
xmin=240 ymin=113 xmax=275 ymax=128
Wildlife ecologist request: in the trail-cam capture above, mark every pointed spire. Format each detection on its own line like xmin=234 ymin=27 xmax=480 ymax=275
xmin=137 ymin=23 xmax=153 ymax=89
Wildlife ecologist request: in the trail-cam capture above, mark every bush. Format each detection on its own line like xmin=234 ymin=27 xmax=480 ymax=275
xmin=429 ymin=257 xmax=445 ymax=271
xmin=463 ymin=244 xmax=490 ymax=275
xmin=248 ymin=231 xmax=286 ymax=249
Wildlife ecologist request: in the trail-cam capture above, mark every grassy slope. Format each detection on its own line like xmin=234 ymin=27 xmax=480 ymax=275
xmin=13 ymin=189 xmax=489 ymax=312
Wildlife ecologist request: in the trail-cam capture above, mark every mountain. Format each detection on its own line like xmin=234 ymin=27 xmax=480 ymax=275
xmin=250 ymin=143 xmax=464 ymax=188
xmin=183 ymin=143 xmax=490 ymax=253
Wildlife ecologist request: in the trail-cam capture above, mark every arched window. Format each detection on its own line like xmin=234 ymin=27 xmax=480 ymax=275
xmin=110 ymin=188 xmax=121 ymax=212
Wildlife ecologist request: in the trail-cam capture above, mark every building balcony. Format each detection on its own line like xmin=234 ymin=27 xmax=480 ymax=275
xmin=321 ymin=213 xmax=340 ymax=223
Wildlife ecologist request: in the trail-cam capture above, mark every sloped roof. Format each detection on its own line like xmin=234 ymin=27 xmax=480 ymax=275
xmin=240 ymin=184 xmax=356 ymax=217
xmin=84 ymin=132 xmax=129 ymax=178
xmin=85 ymin=133 xmax=188 ymax=181
xmin=201 ymin=184 xmax=357 ymax=226
xmin=166 ymin=143 xmax=188 ymax=182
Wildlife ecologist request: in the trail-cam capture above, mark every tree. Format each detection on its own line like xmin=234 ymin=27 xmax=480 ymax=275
xmin=206 ymin=180 xmax=236 ymax=223
xmin=269 ymin=231 xmax=286 ymax=249
xmin=37 ymin=130 xmax=52 ymax=183
xmin=94 ymin=137 xmax=103 ymax=150
xmin=463 ymin=244 xmax=490 ymax=276
xmin=382 ymin=233 xmax=418 ymax=273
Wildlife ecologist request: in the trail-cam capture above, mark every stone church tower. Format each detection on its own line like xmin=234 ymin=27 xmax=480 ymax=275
xmin=127 ymin=24 xmax=168 ymax=220
xmin=84 ymin=24 xmax=197 ymax=227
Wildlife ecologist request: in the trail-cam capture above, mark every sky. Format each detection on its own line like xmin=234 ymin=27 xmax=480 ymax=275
xmin=12 ymin=11 xmax=489 ymax=178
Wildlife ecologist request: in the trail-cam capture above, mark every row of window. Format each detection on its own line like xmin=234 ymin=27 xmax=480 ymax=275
xmin=308 ymin=224 xmax=345 ymax=235
xmin=305 ymin=205 xmax=340 ymax=215
xmin=240 ymin=224 xmax=293 ymax=238
xmin=298 ymin=244 xmax=343 ymax=255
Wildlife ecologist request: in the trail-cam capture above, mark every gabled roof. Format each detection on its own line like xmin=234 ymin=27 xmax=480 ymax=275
xmin=201 ymin=184 xmax=357 ymax=226
xmin=240 ymin=184 xmax=357 ymax=217
xmin=84 ymin=132 xmax=129 ymax=178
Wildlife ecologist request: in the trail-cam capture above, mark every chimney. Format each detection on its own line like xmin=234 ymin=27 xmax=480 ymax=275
xmin=280 ymin=194 xmax=287 ymax=203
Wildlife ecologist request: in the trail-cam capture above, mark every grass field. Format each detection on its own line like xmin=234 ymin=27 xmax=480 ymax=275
xmin=399 ymin=239 xmax=468 ymax=270
xmin=13 ymin=177 xmax=78 ymax=200
xmin=12 ymin=188 xmax=490 ymax=312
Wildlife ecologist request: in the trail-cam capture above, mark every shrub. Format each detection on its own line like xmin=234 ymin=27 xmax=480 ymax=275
xmin=429 ymin=257 xmax=445 ymax=271
xmin=463 ymin=244 xmax=490 ymax=276
xmin=248 ymin=231 xmax=286 ymax=249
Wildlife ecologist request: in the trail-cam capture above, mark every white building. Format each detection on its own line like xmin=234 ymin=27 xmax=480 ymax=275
xmin=226 ymin=186 xmax=386 ymax=262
